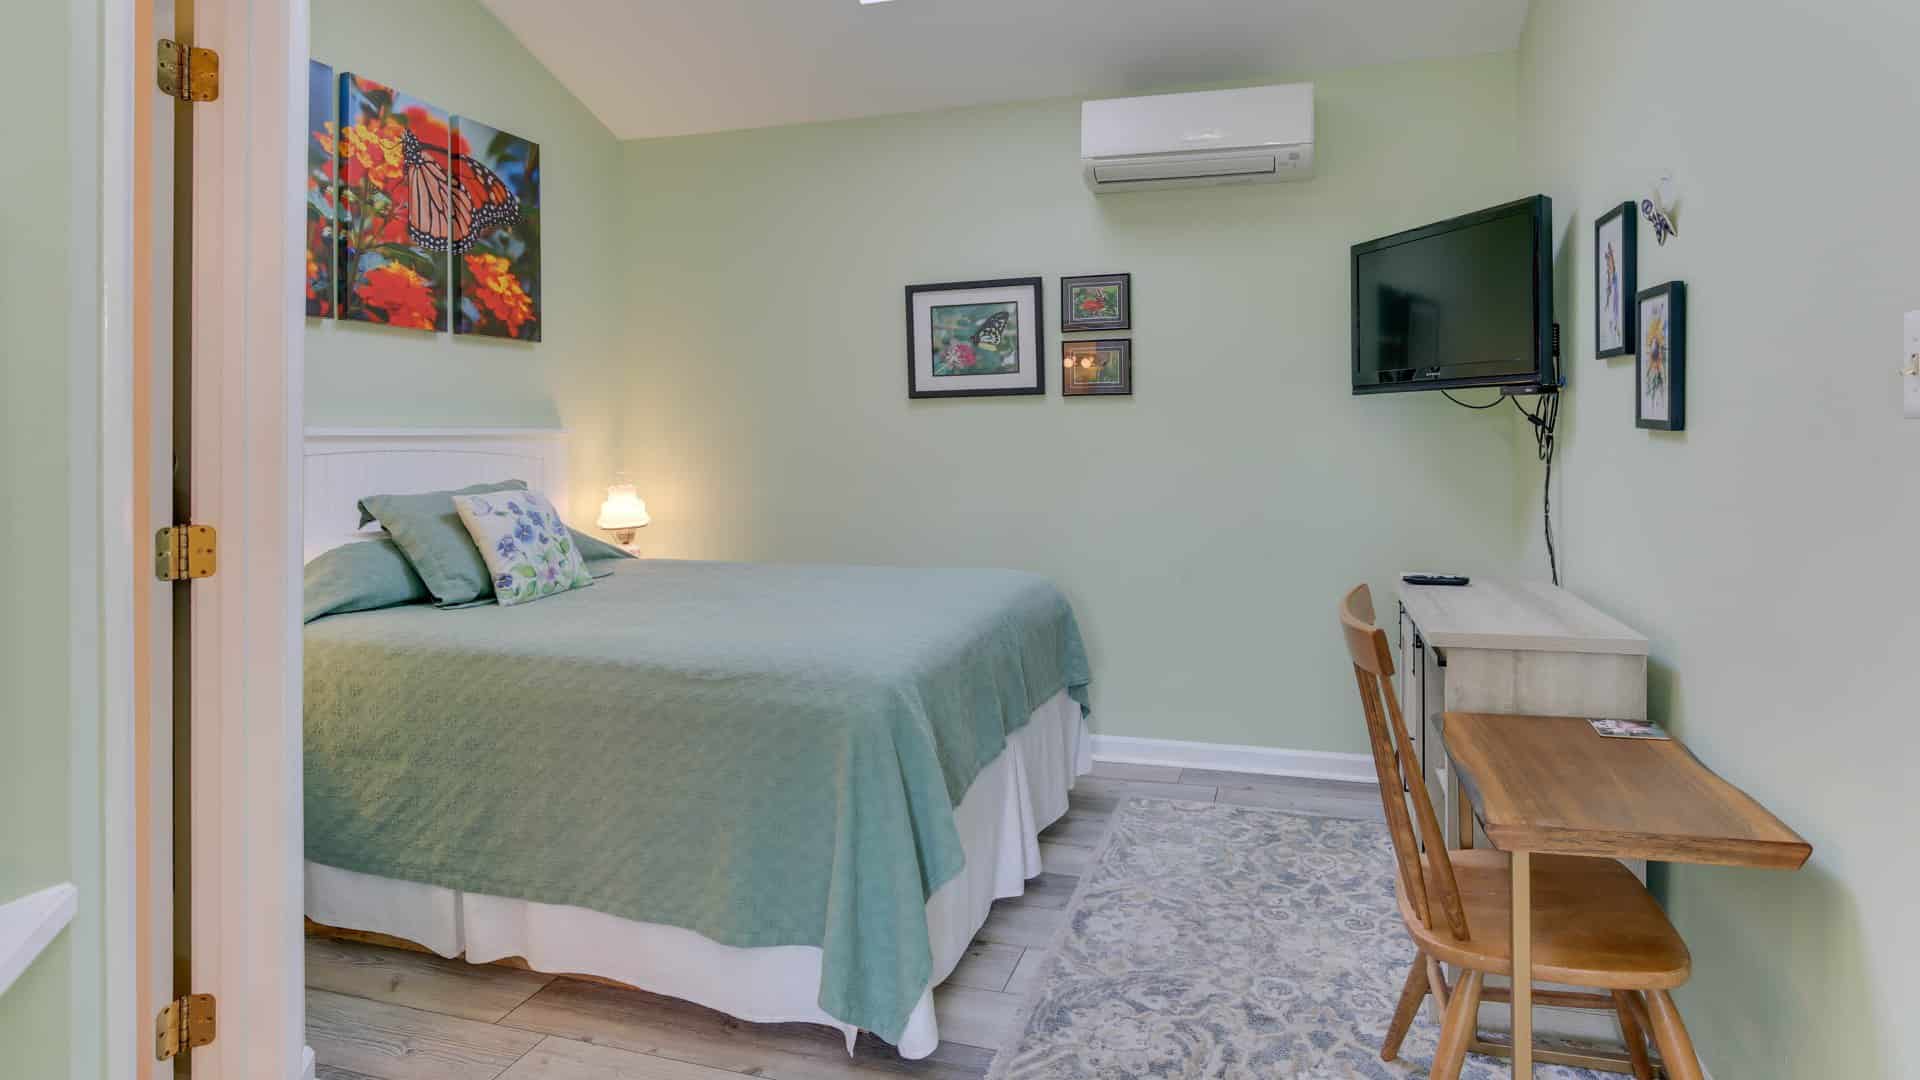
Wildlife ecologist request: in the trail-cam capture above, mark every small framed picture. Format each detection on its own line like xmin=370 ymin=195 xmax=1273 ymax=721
xmin=905 ymin=277 xmax=1044 ymax=399
xmin=1062 ymin=338 xmax=1132 ymax=397
xmin=1635 ymin=282 xmax=1685 ymax=431
xmin=1060 ymin=273 xmax=1131 ymax=332
xmin=1594 ymin=202 xmax=1637 ymax=359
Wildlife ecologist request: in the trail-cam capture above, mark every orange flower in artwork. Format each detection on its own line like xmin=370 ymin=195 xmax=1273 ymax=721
xmin=355 ymin=263 xmax=437 ymax=329
xmin=313 ymin=120 xmax=336 ymax=157
xmin=338 ymin=115 xmax=407 ymax=194
xmin=305 ymin=250 xmax=319 ymax=300
xmin=464 ymin=254 xmax=534 ymax=337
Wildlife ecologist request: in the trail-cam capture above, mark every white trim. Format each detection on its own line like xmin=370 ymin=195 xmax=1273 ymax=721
xmin=298 ymin=1046 xmax=315 ymax=1080
xmin=1090 ymin=734 xmax=1378 ymax=784
xmin=96 ymin=0 xmax=137 ymax=1078
xmin=186 ymin=1 xmax=309 ymax=1077
xmin=0 ymin=884 xmax=80 ymax=998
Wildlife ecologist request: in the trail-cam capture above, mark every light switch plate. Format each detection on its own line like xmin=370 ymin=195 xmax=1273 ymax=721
xmin=1907 ymin=312 xmax=1920 ymax=419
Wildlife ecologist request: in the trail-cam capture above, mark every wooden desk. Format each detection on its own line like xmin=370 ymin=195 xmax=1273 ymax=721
xmin=1444 ymin=712 xmax=1811 ymax=1077
xmin=1399 ymin=579 xmax=1649 ymax=851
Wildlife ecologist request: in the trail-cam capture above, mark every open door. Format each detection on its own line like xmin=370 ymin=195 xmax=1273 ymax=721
xmin=133 ymin=0 xmax=310 ymax=1076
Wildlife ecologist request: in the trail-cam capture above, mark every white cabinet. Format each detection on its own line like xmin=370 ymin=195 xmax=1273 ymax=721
xmin=1396 ymin=578 xmax=1650 ymax=848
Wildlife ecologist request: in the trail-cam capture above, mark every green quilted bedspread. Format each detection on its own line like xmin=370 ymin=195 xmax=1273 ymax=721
xmin=304 ymin=559 xmax=1090 ymax=1043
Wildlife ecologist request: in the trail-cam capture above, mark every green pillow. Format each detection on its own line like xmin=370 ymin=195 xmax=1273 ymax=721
xmin=358 ymin=481 xmax=531 ymax=606
xmin=303 ymin=538 xmax=430 ymax=623
xmin=574 ymin=530 xmax=636 ymax=563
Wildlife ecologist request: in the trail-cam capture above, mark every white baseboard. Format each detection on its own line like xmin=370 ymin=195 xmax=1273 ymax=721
xmin=300 ymin=1046 xmax=315 ymax=1080
xmin=1090 ymin=734 xmax=1377 ymax=784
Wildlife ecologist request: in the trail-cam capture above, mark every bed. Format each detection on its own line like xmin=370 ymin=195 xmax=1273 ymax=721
xmin=300 ymin=430 xmax=1092 ymax=1058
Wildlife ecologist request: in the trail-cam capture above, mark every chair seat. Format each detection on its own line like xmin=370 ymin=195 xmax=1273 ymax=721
xmin=1398 ymin=849 xmax=1691 ymax=990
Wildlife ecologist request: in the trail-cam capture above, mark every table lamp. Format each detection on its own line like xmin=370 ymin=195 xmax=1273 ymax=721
xmin=595 ymin=481 xmax=651 ymax=553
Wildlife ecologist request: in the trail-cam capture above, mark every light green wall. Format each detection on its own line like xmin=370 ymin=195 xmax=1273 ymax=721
xmin=0 ymin=0 xmax=106 ymax=1077
xmin=309 ymin=0 xmax=628 ymax=513
xmin=1516 ymin=3 xmax=1918 ymax=1076
xmin=615 ymin=52 xmax=1531 ymax=754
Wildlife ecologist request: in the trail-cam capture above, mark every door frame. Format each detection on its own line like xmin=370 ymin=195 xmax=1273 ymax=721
xmin=111 ymin=0 xmax=311 ymax=1077
xmin=183 ymin=0 xmax=310 ymax=1076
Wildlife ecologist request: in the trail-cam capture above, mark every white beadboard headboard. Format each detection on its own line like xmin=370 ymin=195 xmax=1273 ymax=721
xmin=304 ymin=428 xmax=569 ymax=560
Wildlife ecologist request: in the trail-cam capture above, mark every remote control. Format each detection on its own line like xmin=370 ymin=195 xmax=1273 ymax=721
xmin=1402 ymin=573 xmax=1470 ymax=587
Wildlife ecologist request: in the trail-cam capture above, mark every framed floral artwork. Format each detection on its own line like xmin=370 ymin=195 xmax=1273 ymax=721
xmin=905 ymin=278 xmax=1044 ymax=398
xmin=1636 ymin=281 xmax=1685 ymax=431
xmin=1594 ymin=202 xmax=1636 ymax=359
xmin=452 ymin=116 xmax=540 ymax=341
xmin=335 ymin=73 xmax=452 ymax=331
xmin=1062 ymin=338 xmax=1132 ymax=396
xmin=1060 ymin=272 xmax=1131 ymax=332
xmin=304 ymin=60 xmax=337 ymax=318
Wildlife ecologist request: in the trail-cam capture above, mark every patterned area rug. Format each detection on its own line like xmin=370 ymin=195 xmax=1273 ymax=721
xmin=988 ymin=799 xmax=1608 ymax=1080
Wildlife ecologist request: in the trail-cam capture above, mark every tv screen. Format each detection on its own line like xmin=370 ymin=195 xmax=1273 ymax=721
xmin=1351 ymin=195 xmax=1553 ymax=394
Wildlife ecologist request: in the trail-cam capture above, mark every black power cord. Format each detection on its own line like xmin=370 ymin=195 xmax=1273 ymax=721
xmin=1436 ymin=387 xmax=1562 ymax=587
xmin=1512 ymin=391 xmax=1560 ymax=586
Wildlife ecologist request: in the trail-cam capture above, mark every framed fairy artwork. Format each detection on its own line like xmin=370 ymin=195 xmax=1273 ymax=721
xmin=1594 ymin=202 xmax=1636 ymax=359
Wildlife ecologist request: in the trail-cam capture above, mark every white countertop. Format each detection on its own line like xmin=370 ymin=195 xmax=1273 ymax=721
xmin=1399 ymin=577 xmax=1649 ymax=655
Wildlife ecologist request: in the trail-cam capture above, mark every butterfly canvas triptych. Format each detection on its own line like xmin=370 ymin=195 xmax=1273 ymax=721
xmin=308 ymin=66 xmax=541 ymax=340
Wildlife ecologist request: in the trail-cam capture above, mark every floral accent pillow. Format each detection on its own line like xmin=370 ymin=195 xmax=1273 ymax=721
xmin=451 ymin=490 xmax=594 ymax=607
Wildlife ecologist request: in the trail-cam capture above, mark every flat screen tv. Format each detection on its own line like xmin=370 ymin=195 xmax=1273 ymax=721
xmin=1351 ymin=195 xmax=1555 ymax=395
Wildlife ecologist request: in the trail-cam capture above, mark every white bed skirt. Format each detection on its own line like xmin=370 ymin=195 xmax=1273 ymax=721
xmin=306 ymin=690 xmax=1091 ymax=1058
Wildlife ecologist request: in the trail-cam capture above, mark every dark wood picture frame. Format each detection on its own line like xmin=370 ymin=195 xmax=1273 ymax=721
xmin=1061 ymin=338 xmax=1132 ymax=397
xmin=1060 ymin=273 xmax=1132 ymax=333
xmin=905 ymin=277 xmax=1045 ymax=399
xmin=1635 ymin=281 xmax=1685 ymax=431
xmin=1594 ymin=201 xmax=1637 ymax=359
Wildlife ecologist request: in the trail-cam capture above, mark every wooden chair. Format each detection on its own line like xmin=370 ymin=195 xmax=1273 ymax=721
xmin=1339 ymin=583 xmax=1700 ymax=1080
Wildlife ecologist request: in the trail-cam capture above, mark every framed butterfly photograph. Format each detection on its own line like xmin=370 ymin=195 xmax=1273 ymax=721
xmin=1594 ymin=202 xmax=1636 ymax=359
xmin=452 ymin=117 xmax=540 ymax=341
xmin=905 ymin=278 xmax=1045 ymax=399
xmin=335 ymin=73 xmax=453 ymax=331
xmin=1061 ymin=273 xmax=1131 ymax=332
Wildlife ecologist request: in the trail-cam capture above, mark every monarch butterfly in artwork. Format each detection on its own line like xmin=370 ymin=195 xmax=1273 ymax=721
xmin=335 ymin=73 xmax=456 ymax=331
xmin=402 ymin=130 xmax=521 ymax=255
xmin=450 ymin=116 xmax=542 ymax=341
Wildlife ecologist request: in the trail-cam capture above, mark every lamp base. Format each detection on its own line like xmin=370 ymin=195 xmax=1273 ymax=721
xmin=610 ymin=528 xmax=640 ymax=557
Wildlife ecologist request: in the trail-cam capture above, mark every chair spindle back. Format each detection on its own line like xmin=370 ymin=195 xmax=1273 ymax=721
xmin=1338 ymin=584 xmax=1470 ymax=941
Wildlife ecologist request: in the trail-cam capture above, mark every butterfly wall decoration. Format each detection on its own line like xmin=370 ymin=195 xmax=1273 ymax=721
xmin=971 ymin=310 xmax=1012 ymax=349
xmin=317 ymin=68 xmax=543 ymax=339
xmin=1640 ymin=173 xmax=1680 ymax=246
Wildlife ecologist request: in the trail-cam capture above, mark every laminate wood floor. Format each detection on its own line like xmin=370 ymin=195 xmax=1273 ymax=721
xmin=307 ymin=764 xmax=1383 ymax=1080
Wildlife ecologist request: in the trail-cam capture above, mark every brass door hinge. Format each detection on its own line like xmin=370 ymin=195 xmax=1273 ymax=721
xmin=157 ymin=38 xmax=219 ymax=102
xmin=155 ymin=993 xmax=216 ymax=1061
xmin=155 ymin=524 xmax=217 ymax=581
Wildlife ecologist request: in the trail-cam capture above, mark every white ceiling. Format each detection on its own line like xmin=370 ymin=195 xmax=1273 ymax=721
xmin=478 ymin=0 xmax=1531 ymax=140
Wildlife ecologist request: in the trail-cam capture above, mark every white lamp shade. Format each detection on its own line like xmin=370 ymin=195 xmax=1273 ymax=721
xmin=596 ymin=484 xmax=651 ymax=530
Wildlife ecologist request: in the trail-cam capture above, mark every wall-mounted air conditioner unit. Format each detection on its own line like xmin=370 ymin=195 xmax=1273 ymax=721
xmin=1081 ymin=83 xmax=1315 ymax=193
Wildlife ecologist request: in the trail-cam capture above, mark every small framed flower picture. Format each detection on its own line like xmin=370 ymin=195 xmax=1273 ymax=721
xmin=1594 ymin=202 xmax=1636 ymax=359
xmin=1060 ymin=273 xmax=1131 ymax=332
xmin=905 ymin=277 xmax=1044 ymax=399
xmin=1062 ymin=339 xmax=1132 ymax=397
xmin=1635 ymin=281 xmax=1685 ymax=431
